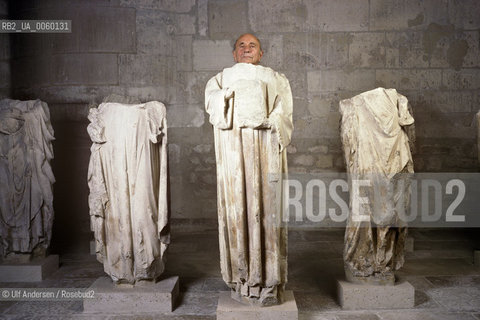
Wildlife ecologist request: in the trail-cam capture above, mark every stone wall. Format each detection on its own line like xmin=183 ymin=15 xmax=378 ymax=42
xmin=0 ymin=0 xmax=9 ymax=98
xmin=5 ymin=0 xmax=480 ymax=248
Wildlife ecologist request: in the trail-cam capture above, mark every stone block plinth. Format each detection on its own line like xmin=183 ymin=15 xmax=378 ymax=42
xmin=216 ymin=290 xmax=298 ymax=320
xmin=83 ymin=276 xmax=179 ymax=313
xmin=0 ymin=255 xmax=59 ymax=282
xmin=337 ymin=280 xmax=414 ymax=310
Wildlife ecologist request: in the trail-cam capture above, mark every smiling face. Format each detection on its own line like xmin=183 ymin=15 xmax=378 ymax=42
xmin=233 ymin=34 xmax=263 ymax=65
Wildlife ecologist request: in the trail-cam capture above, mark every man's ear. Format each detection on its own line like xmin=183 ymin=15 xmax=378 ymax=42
xmin=232 ymin=50 xmax=238 ymax=62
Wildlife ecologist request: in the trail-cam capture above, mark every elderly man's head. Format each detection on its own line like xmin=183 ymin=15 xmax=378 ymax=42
xmin=233 ymin=33 xmax=263 ymax=65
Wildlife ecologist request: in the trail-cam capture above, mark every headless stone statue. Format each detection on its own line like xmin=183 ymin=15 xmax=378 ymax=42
xmin=205 ymin=63 xmax=293 ymax=306
xmin=339 ymin=88 xmax=415 ymax=285
xmin=0 ymin=99 xmax=55 ymax=261
xmin=87 ymin=99 xmax=170 ymax=285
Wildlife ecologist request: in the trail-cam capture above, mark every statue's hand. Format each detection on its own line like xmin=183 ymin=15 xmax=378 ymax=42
xmin=254 ymin=118 xmax=272 ymax=129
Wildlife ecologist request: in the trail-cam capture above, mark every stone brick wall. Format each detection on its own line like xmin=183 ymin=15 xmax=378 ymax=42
xmin=0 ymin=0 xmax=9 ymax=98
xmin=5 ymin=0 xmax=480 ymax=245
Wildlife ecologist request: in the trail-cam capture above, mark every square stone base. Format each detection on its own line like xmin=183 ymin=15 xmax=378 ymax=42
xmin=216 ymin=290 xmax=298 ymax=320
xmin=337 ymin=280 xmax=414 ymax=310
xmin=0 ymin=255 xmax=59 ymax=282
xmin=83 ymin=276 xmax=179 ymax=313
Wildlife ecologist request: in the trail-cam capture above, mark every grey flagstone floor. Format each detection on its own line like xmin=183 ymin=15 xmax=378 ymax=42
xmin=0 ymin=228 xmax=479 ymax=320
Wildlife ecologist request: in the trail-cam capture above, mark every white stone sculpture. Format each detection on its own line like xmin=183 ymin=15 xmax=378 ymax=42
xmin=339 ymin=88 xmax=415 ymax=285
xmin=205 ymin=62 xmax=293 ymax=306
xmin=0 ymin=99 xmax=55 ymax=259
xmin=87 ymin=101 xmax=169 ymax=284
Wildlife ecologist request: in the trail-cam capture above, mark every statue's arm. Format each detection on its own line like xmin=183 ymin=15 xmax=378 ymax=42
xmin=205 ymin=73 xmax=234 ymax=129
xmin=267 ymin=75 xmax=294 ymax=151
xmin=404 ymin=106 xmax=416 ymax=155
xmin=397 ymin=93 xmax=416 ymax=154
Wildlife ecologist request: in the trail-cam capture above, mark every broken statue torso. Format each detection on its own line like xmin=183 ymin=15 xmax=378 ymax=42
xmin=87 ymin=101 xmax=170 ymax=284
xmin=339 ymin=88 xmax=415 ymax=285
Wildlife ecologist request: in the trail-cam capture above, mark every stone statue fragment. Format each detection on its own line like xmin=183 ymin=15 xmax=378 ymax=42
xmin=205 ymin=62 xmax=293 ymax=306
xmin=339 ymin=88 xmax=415 ymax=285
xmin=0 ymin=99 xmax=55 ymax=260
xmin=87 ymin=100 xmax=169 ymax=284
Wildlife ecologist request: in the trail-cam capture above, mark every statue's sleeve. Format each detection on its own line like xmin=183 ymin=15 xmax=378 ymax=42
xmin=145 ymin=101 xmax=170 ymax=249
xmin=397 ymin=92 xmax=416 ymax=154
xmin=339 ymin=99 xmax=357 ymax=172
xmin=268 ymin=74 xmax=294 ymax=151
xmin=205 ymin=72 xmax=233 ymax=129
xmin=87 ymin=106 xmax=108 ymax=263
xmin=397 ymin=93 xmax=414 ymax=127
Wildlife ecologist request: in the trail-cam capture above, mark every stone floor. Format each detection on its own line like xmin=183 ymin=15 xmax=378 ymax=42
xmin=0 ymin=228 xmax=479 ymax=319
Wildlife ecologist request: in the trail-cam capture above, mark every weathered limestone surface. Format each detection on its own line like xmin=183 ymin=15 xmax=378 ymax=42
xmin=304 ymin=0 xmax=369 ymax=32
xmin=376 ymin=69 xmax=443 ymax=90
xmin=205 ymin=63 xmax=293 ymax=306
xmin=0 ymin=0 xmax=6 ymax=15
xmin=349 ymin=32 xmax=386 ymax=68
xmin=308 ymin=70 xmax=376 ymax=93
xmin=370 ymin=0 xmax=449 ymax=31
xmin=87 ymin=100 xmax=169 ymax=284
xmin=65 ymin=6 xmax=136 ymax=53
xmin=5 ymin=0 xmax=480 ymax=244
xmin=448 ymin=0 xmax=480 ymax=30
xmin=248 ymin=0 xmax=306 ymax=33
xmin=208 ymin=0 xmax=248 ymax=39
xmin=197 ymin=0 xmax=208 ymax=36
xmin=0 ymin=99 xmax=55 ymax=258
xmin=193 ymin=40 xmax=234 ymax=71
xmin=339 ymin=88 xmax=415 ymax=283
xmin=337 ymin=280 xmax=415 ymax=309
xmin=217 ymin=290 xmax=298 ymax=319
xmin=118 ymin=54 xmax=176 ymax=87
xmin=0 ymin=62 xmax=10 ymax=99
xmin=0 ymin=255 xmax=59 ymax=282
xmin=167 ymin=104 xmax=205 ymax=128
xmin=120 ymin=0 xmax=195 ymax=12
xmin=83 ymin=276 xmax=179 ymax=313
xmin=477 ymin=111 xmax=480 ymax=166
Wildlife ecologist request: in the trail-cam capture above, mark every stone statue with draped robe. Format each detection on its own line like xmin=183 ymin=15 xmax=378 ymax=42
xmin=87 ymin=100 xmax=169 ymax=285
xmin=205 ymin=62 xmax=293 ymax=306
xmin=0 ymin=99 xmax=55 ymax=261
xmin=339 ymin=88 xmax=415 ymax=285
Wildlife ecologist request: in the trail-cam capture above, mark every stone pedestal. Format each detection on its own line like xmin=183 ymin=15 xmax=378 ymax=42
xmin=0 ymin=255 xmax=59 ymax=282
xmin=406 ymin=236 xmax=414 ymax=253
xmin=83 ymin=276 xmax=179 ymax=313
xmin=216 ymin=290 xmax=298 ymax=320
xmin=474 ymin=250 xmax=480 ymax=267
xmin=337 ymin=280 xmax=414 ymax=310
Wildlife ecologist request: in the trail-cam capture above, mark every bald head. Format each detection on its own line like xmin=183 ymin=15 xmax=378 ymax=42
xmin=233 ymin=33 xmax=262 ymax=51
xmin=233 ymin=33 xmax=263 ymax=65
